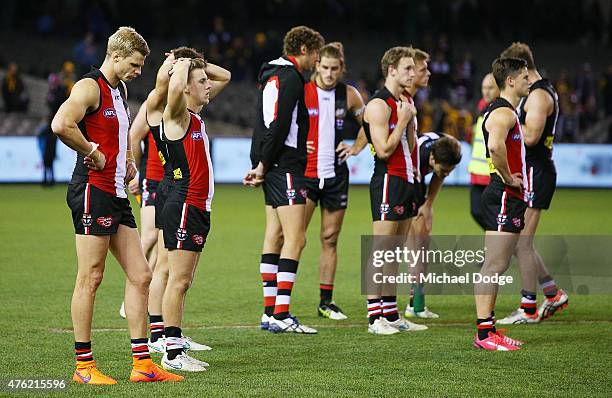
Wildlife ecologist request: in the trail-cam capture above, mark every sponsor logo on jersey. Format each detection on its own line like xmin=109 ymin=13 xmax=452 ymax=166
xmin=335 ymin=108 xmax=346 ymax=118
xmin=192 ymin=234 xmax=204 ymax=245
xmin=82 ymin=213 xmax=92 ymax=227
xmin=176 ymin=228 xmax=187 ymax=241
xmin=103 ymin=108 xmax=117 ymax=118
xmin=525 ymin=190 xmax=535 ymax=202
xmin=286 ymin=189 xmax=296 ymax=200
xmin=380 ymin=203 xmax=390 ymax=214
xmin=96 ymin=216 xmax=113 ymax=228
xmin=142 ymin=190 xmax=150 ymax=202
xmin=496 ymin=214 xmax=507 ymax=225
xmin=308 ymin=108 xmax=319 ymax=116
xmin=389 ymin=123 xmax=396 ymax=130
xmin=191 ymin=131 xmax=203 ymax=140
xmin=158 ymin=151 xmax=166 ymax=165
xmin=512 ymin=133 xmax=521 ymax=141
xmin=335 ymin=118 xmax=345 ymax=130
xmin=173 ymin=168 xmax=183 ymax=180
xmin=393 ymin=205 xmax=405 ymax=215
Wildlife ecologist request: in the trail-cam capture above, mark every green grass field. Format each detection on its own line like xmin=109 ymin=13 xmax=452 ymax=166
xmin=0 ymin=184 xmax=611 ymax=397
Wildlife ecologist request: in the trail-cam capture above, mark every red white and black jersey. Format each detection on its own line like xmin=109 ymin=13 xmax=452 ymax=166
xmin=148 ymin=122 xmax=174 ymax=181
xmin=482 ymin=97 xmax=527 ymax=200
xmin=363 ymin=86 xmax=414 ymax=182
xmin=140 ymin=130 xmax=164 ymax=182
xmin=161 ymin=111 xmax=214 ymax=211
xmin=517 ymin=78 xmax=558 ymax=167
xmin=71 ymin=69 xmax=131 ymax=198
xmin=304 ymin=81 xmax=348 ymax=179
xmin=250 ymin=56 xmax=309 ymax=173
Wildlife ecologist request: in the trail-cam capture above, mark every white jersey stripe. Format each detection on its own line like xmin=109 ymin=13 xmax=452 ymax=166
xmin=110 ymin=85 xmax=129 ymax=198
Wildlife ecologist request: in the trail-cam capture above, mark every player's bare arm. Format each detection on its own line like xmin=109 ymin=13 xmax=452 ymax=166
xmin=162 ymin=58 xmax=192 ymax=140
xmin=522 ymin=89 xmax=553 ymax=147
xmin=486 ymin=107 xmax=523 ymax=190
xmin=366 ymin=97 xmax=412 ymax=160
xmin=51 ymin=78 xmax=106 ymax=170
xmin=206 ymin=62 xmax=231 ymax=99
xmin=146 ymin=51 xmax=176 ymax=121
xmin=337 ymin=85 xmax=367 ymax=160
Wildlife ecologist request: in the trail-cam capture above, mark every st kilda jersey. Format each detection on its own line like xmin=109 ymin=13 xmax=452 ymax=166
xmin=304 ymin=81 xmax=348 ymax=179
xmin=71 ymin=69 xmax=131 ymax=198
xmin=149 ymin=121 xmax=173 ymax=181
xmin=250 ymin=56 xmax=309 ymax=173
xmin=517 ymin=78 xmax=559 ymax=166
xmin=417 ymin=132 xmax=447 ymax=179
xmin=363 ymin=86 xmax=415 ymax=182
xmin=140 ymin=128 xmax=164 ymax=182
xmin=161 ymin=111 xmax=214 ymax=211
xmin=482 ymin=97 xmax=528 ymax=200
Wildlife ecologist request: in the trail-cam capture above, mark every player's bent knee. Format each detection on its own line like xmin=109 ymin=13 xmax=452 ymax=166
xmin=76 ymin=270 xmax=105 ymax=293
xmin=320 ymin=230 xmax=339 ymax=248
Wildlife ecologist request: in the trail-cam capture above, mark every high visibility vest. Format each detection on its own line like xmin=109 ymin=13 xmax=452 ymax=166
xmin=468 ymin=115 xmax=490 ymax=176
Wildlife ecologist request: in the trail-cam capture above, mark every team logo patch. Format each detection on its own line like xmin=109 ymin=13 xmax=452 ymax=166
xmin=286 ymin=189 xmax=296 ymax=200
xmin=82 ymin=213 xmax=92 ymax=227
xmin=380 ymin=203 xmax=390 ymax=214
xmin=299 ymin=188 xmax=308 ymax=199
xmin=96 ymin=216 xmax=113 ymax=228
xmin=191 ymin=131 xmax=203 ymax=140
xmin=176 ymin=228 xmax=187 ymax=241
xmin=512 ymin=217 xmax=522 ymax=228
xmin=103 ymin=108 xmax=116 ymax=118
xmin=497 ymin=214 xmax=507 ymax=225
xmin=393 ymin=205 xmax=405 ymax=215
xmin=192 ymin=234 xmax=204 ymax=245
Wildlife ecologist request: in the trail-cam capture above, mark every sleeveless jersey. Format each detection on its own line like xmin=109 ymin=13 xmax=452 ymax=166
xmin=161 ymin=111 xmax=214 ymax=211
xmin=482 ymin=97 xmax=527 ymax=200
xmin=304 ymin=81 xmax=348 ymax=178
xmin=71 ymin=69 xmax=130 ymax=198
xmin=363 ymin=87 xmax=414 ymax=182
xmin=517 ymin=78 xmax=558 ymax=166
xmin=140 ymin=130 xmax=164 ymax=181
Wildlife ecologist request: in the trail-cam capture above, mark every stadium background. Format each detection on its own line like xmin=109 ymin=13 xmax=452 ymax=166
xmin=1 ymin=0 xmax=611 ymax=396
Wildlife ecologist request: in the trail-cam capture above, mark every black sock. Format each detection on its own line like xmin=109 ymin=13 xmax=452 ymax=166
xmin=367 ymin=299 xmax=381 ymax=325
xmin=477 ymin=317 xmax=496 ymax=340
xmin=273 ymin=258 xmax=299 ymax=320
xmin=381 ymin=296 xmax=399 ymax=322
xmin=164 ymin=326 xmax=183 ymax=360
xmin=320 ymin=283 xmax=333 ymax=306
xmin=520 ymin=290 xmax=537 ymax=315
xmin=149 ymin=314 xmax=164 ymax=343
xmin=75 ymin=341 xmax=93 ymax=363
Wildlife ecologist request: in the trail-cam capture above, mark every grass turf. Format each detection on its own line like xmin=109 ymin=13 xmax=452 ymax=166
xmin=0 ymin=184 xmax=610 ymax=397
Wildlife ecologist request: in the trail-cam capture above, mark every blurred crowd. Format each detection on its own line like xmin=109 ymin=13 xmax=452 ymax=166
xmin=2 ymin=1 xmax=612 ymax=143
